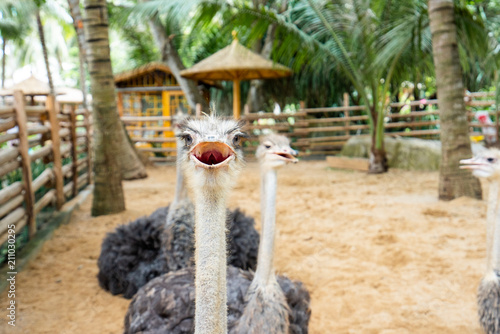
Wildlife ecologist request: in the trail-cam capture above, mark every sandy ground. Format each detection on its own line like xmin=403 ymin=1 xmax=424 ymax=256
xmin=0 ymin=161 xmax=489 ymax=333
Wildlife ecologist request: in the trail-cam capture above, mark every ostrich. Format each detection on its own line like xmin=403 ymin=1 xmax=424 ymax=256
xmin=124 ymin=131 xmax=311 ymax=334
xmin=97 ymin=123 xmax=259 ymax=299
xmin=461 ymin=149 xmax=500 ymax=334
xmin=231 ymin=134 xmax=310 ymax=334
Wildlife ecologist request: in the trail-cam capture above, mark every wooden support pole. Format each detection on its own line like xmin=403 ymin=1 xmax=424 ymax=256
xmin=13 ymin=90 xmax=36 ymax=238
xmin=46 ymin=95 xmax=64 ymax=209
xmin=85 ymin=109 xmax=92 ymax=185
xmin=195 ymin=103 xmax=202 ymax=117
xmin=117 ymin=92 xmax=124 ymax=117
xmin=244 ymin=104 xmax=250 ymax=116
xmin=343 ymin=92 xmax=350 ymax=138
xmin=233 ymin=80 xmax=241 ymax=119
xmin=70 ymin=105 xmax=79 ymax=197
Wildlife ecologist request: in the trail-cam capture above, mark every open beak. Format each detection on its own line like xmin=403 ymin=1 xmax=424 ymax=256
xmin=272 ymin=150 xmax=298 ymax=164
xmin=190 ymin=142 xmax=235 ymax=169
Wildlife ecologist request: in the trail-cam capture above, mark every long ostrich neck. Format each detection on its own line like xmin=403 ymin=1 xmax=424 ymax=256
xmin=254 ymin=167 xmax=278 ymax=285
xmin=490 ymin=180 xmax=500 ymax=271
xmin=486 ymin=181 xmax=499 ymax=272
xmin=174 ymin=140 xmax=188 ymax=204
xmin=194 ymin=185 xmax=228 ymax=334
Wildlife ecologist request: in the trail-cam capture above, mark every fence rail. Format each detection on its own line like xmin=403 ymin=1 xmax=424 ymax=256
xmin=120 ymin=91 xmax=497 ymax=160
xmin=242 ymin=91 xmax=497 ymax=156
xmin=0 ymin=91 xmax=92 ymax=252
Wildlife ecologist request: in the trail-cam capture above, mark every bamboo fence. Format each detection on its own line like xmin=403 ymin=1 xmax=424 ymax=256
xmin=0 ymin=91 xmax=92 ymax=246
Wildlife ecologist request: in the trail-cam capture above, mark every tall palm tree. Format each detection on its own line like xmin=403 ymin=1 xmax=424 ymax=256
xmin=269 ymin=0 xmax=411 ymax=173
xmin=82 ymin=0 xmax=150 ymax=215
xmin=429 ymin=0 xmax=482 ymax=200
xmin=35 ymin=5 xmax=54 ymax=95
xmin=83 ymin=0 xmax=125 ymax=215
xmin=67 ymin=0 xmax=88 ymax=108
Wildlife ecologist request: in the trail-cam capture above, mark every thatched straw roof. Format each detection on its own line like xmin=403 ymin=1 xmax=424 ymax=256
xmin=114 ymin=62 xmax=172 ymax=83
xmin=180 ymin=39 xmax=292 ymax=81
xmin=9 ymin=75 xmax=52 ymax=95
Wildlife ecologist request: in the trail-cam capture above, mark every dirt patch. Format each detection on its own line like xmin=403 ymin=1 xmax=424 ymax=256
xmin=0 ymin=162 xmax=488 ymax=333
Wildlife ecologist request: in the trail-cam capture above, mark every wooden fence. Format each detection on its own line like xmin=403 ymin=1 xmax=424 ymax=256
xmin=243 ymin=91 xmax=498 ymax=156
xmin=0 ymin=91 xmax=92 ymax=246
xmin=120 ymin=91 xmax=497 ymax=161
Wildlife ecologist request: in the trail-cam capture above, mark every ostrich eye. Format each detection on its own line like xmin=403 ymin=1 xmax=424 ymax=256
xmin=232 ymin=132 xmax=248 ymax=147
xmin=487 ymin=157 xmax=496 ymax=163
xmin=265 ymin=145 xmax=271 ymax=149
xmin=182 ymin=134 xmax=193 ymax=146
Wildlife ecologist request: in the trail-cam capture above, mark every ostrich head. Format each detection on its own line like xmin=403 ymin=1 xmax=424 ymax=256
xmin=256 ymin=134 xmax=298 ymax=169
xmin=177 ymin=116 xmax=247 ymax=191
xmin=460 ymin=149 xmax=500 ymax=179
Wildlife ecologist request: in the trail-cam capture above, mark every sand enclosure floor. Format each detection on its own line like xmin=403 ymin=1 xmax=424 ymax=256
xmin=0 ymin=161 xmax=489 ymax=333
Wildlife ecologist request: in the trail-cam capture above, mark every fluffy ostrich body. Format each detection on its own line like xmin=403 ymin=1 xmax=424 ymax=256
xmin=462 ymin=149 xmax=500 ymax=334
xmin=97 ymin=130 xmax=259 ymax=299
xmin=124 ymin=133 xmax=310 ymax=334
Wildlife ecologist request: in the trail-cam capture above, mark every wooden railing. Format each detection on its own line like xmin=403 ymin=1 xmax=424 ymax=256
xmin=120 ymin=91 xmax=497 ymax=161
xmin=241 ymin=91 xmax=497 ymax=156
xmin=121 ymin=115 xmax=176 ymax=163
xmin=0 ymin=91 xmax=92 ymax=246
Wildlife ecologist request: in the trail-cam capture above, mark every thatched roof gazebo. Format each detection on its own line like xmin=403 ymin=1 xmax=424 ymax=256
xmin=115 ymin=62 xmax=175 ymax=88
xmin=180 ymin=36 xmax=292 ymax=118
xmin=0 ymin=75 xmax=61 ymax=105
xmin=11 ymin=75 xmax=52 ymax=95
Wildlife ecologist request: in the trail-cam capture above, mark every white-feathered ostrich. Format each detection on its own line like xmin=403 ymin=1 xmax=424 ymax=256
xmin=97 ymin=124 xmax=259 ymax=299
xmin=461 ymin=149 xmax=500 ymax=334
xmin=232 ymin=133 xmax=310 ymax=334
xmin=124 ymin=130 xmax=311 ymax=334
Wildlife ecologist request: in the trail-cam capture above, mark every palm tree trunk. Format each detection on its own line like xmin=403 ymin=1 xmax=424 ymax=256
xmin=67 ymin=0 xmax=88 ymax=108
xmin=148 ymin=19 xmax=209 ymax=111
xmin=246 ymin=24 xmax=277 ymax=113
xmin=83 ymin=0 xmax=127 ymax=216
xmin=369 ymin=106 xmax=388 ymax=173
xmin=84 ymin=0 xmax=147 ymax=180
xmin=245 ymin=0 xmax=287 ymax=113
xmin=429 ymin=0 xmax=482 ymax=200
xmin=36 ymin=9 xmax=54 ymax=95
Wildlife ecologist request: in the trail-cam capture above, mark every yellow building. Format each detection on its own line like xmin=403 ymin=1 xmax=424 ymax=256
xmin=114 ymin=62 xmax=194 ymax=160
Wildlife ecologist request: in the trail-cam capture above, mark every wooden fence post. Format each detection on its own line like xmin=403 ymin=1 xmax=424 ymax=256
xmin=69 ymin=105 xmax=78 ymax=197
xmin=85 ymin=108 xmax=92 ymax=185
xmin=343 ymin=93 xmax=350 ymax=138
xmin=13 ymin=90 xmax=35 ymax=238
xmin=46 ymin=95 xmax=64 ymax=209
xmin=195 ymin=103 xmax=202 ymax=117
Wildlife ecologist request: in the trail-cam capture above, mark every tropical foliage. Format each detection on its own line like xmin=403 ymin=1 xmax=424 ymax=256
xmin=1 ymin=0 xmax=500 ymax=172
